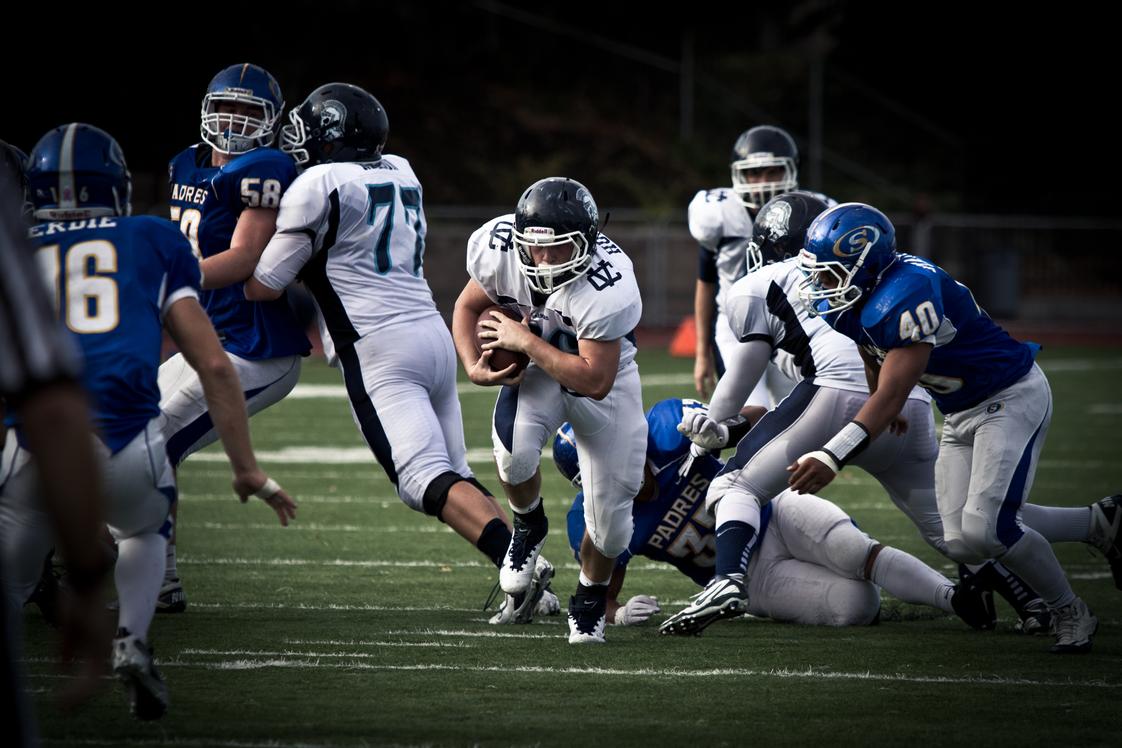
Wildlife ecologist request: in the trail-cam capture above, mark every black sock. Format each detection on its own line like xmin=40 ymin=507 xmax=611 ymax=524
xmin=477 ymin=518 xmax=512 ymax=569
xmin=517 ymin=498 xmax=547 ymax=527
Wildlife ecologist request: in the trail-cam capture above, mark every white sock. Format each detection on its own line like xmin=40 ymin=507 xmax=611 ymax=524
xmin=714 ymin=490 xmax=762 ymax=531
xmin=999 ymin=528 xmax=1076 ymax=609
xmin=510 ymin=496 xmax=542 ymax=514
xmin=115 ymin=534 xmax=168 ymax=641
xmin=164 ymin=541 xmax=178 ymax=582
xmin=579 ymin=571 xmax=609 ymax=588
xmin=870 ymin=546 xmax=955 ymax=613
xmin=1020 ymin=504 xmax=1091 ymax=543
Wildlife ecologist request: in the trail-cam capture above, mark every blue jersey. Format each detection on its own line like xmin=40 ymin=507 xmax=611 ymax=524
xmin=168 ymin=143 xmax=309 ymax=360
xmin=825 ymin=254 xmax=1037 ymax=413
xmin=28 ymin=216 xmax=202 ymax=453
xmin=566 ymin=398 xmax=772 ymax=586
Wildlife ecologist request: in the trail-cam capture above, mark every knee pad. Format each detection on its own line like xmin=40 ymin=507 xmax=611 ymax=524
xmin=585 ymin=513 xmax=633 ymax=559
xmin=824 ymin=580 xmax=881 ymax=626
xmin=821 ymin=521 xmax=877 ymax=579
xmin=494 ymin=444 xmax=541 ymax=487
xmin=960 ymin=509 xmax=1007 ymax=559
xmin=421 ymin=471 xmax=467 ymax=520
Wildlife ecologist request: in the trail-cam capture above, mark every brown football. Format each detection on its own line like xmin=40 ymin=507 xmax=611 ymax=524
xmin=475 ymin=304 xmax=531 ymax=374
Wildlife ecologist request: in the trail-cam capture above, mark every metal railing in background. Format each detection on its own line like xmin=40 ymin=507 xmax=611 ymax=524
xmin=425 ymin=207 xmax=1122 ymax=327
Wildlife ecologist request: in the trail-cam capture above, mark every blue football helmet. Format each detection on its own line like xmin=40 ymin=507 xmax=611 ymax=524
xmin=27 ymin=123 xmax=131 ymax=220
xmin=796 ymin=202 xmax=897 ymax=316
xmin=745 ymin=191 xmax=830 ymax=274
xmin=552 ymin=423 xmax=581 ymax=487
xmin=201 ymin=63 xmax=285 ymax=155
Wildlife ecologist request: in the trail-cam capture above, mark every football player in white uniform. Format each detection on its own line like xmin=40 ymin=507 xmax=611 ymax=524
xmin=689 ymin=125 xmax=830 ymax=407
xmin=245 ymin=83 xmax=555 ymax=622
xmin=452 ymin=178 xmax=647 ymax=644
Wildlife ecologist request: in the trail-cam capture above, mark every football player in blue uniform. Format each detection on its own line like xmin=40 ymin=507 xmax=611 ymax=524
xmin=557 ymin=399 xmax=994 ymax=629
xmin=161 ymin=63 xmax=311 ymax=610
xmin=1 ymin=123 xmax=295 ymax=719
xmin=791 ymin=202 xmax=1109 ymax=653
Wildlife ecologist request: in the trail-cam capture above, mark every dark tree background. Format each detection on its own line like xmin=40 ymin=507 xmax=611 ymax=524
xmin=5 ymin=1 xmax=1116 ymax=217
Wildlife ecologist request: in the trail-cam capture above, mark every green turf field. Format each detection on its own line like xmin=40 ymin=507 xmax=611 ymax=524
xmin=23 ymin=347 xmax=1122 ymax=746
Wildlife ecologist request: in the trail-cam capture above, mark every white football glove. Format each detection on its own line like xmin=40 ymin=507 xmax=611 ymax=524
xmin=677 ymin=412 xmax=729 ymax=450
xmin=612 ymin=594 xmax=661 ymax=626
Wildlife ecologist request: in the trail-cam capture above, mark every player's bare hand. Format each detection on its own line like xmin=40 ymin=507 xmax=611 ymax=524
xmin=693 ymin=353 xmax=716 ymax=398
xmin=479 ymin=311 xmax=533 ymax=354
xmin=234 ymin=471 xmax=298 ymax=526
xmin=888 ymin=415 xmax=909 ymax=436
xmin=786 ymin=454 xmax=837 ymax=494
xmin=467 ymin=349 xmax=524 ymax=387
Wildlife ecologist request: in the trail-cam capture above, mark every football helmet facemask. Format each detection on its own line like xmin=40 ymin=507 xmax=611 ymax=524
xmin=200 ymin=63 xmax=285 ymax=155
xmin=513 ymin=177 xmax=598 ymax=295
xmin=281 ymin=82 xmax=389 ymax=167
xmin=796 ymin=202 xmax=897 ymax=316
xmin=730 ymin=125 xmax=799 ymax=211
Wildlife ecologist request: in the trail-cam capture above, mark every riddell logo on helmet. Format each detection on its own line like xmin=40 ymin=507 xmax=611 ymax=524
xmin=524 ymin=227 xmax=555 ymax=239
xmin=832 ymin=226 xmax=880 ymax=258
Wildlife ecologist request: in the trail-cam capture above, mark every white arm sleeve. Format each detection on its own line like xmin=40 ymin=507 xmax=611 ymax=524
xmin=707 ymin=339 xmax=773 ymax=422
xmin=253 ymin=231 xmax=315 ymax=291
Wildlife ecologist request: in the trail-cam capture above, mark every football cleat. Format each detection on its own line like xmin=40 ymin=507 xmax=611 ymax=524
xmin=950 ymin=579 xmax=997 ymax=631
xmin=489 ymin=556 xmax=555 ymax=625
xmin=1050 ymin=598 xmax=1098 ymax=654
xmin=658 ymin=576 xmax=748 ymax=636
xmin=1013 ymin=598 xmax=1052 ymax=636
xmin=567 ymin=588 xmax=608 ymax=644
xmin=1088 ymin=495 xmax=1122 ymax=589
xmin=499 ymin=511 xmax=548 ymax=595
xmin=112 ymin=628 xmax=168 ymax=720
xmin=536 ymin=587 xmax=561 ymax=617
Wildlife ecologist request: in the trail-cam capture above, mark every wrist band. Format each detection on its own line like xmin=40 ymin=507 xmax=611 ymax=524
xmin=255 ymin=477 xmax=282 ymax=499
xmin=799 ymin=449 xmax=840 ymax=474
xmin=822 ymin=421 xmax=871 ymax=468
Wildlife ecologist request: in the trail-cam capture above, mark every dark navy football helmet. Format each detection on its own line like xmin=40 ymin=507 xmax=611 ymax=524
xmin=513 ymin=177 xmax=598 ymax=294
xmin=796 ymin=202 xmax=897 ymax=316
xmin=746 ymin=191 xmax=830 ymax=274
xmin=27 ymin=123 xmax=131 ymax=220
xmin=281 ymin=82 xmax=388 ymax=167
xmin=201 ymin=63 xmax=285 ymax=155
xmin=730 ymin=125 xmax=799 ymax=211
xmin=552 ymin=422 xmax=581 ymax=487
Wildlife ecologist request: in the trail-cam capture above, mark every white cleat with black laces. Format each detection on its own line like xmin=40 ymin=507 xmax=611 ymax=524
xmin=567 ymin=588 xmax=608 ymax=644
xmin=112 ymin=629 xmax=168 ymax=720
xmin=658 ymin=576 xmax=748 ymax=636
xmin=499 ymin=511 xmax=549 ymax=595
xmin=1050 ymin=598 xmax=1097 ymax=654
xmin=489 ymin=555 xmax=556 ymax=624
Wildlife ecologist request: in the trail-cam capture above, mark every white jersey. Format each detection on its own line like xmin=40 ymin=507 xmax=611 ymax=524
xmin=723 ymin=259 xmax=878 ymax=395
xmin=688 ymin=188 xmax=753 ymax=312
xmin=254 ymin=154 xmax=440 ymax=347
xmin=466 ymin=215 xmax=642 ymax=371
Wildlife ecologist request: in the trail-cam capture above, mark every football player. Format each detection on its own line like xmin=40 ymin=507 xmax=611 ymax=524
xmin=791 ymin=202 xmax=1107 ymax=653
xmin=244 ymin=83 xmax=555 ymax=622
xmin=556 ymin=401 xmax=994 ymax=629
xmin=2 ymin=123 xmax=294 ymax=719
xmin=688 ymin=125 xmax=831 ymax=404
xmin=667 ymin=191 xmax=1090 ymax=637
xmin=160 ymin=63 xmax=311 ymax=611
xmin=452 ymin=178 xmax=647 ymax=643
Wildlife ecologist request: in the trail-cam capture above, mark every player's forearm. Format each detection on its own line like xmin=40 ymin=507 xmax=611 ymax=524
xmin=707 ymin=340 xmax=771 ymax=421
xmin=851 ymin=381 xmax=912 ymax=440
xmin=195 ymin=360 xmax=259 ymax=475
xmin=200 ymin=248 xmax=259 ymax=289
xmin=452 ymin=280 xmax=495 ymax=369
xmin=693 ymin=280 xmax=716 ymax=354
xmin=523 ymin=337 xmax=616 ymax=400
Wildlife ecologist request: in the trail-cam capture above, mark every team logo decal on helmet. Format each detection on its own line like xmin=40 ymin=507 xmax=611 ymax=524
xmin=319 ymin=101 xmax=347 ymax=141
xmin=833 ymin=226 xmax=881 ymax=258
xmin=757 ymin=199 xmax=792 ymax=237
